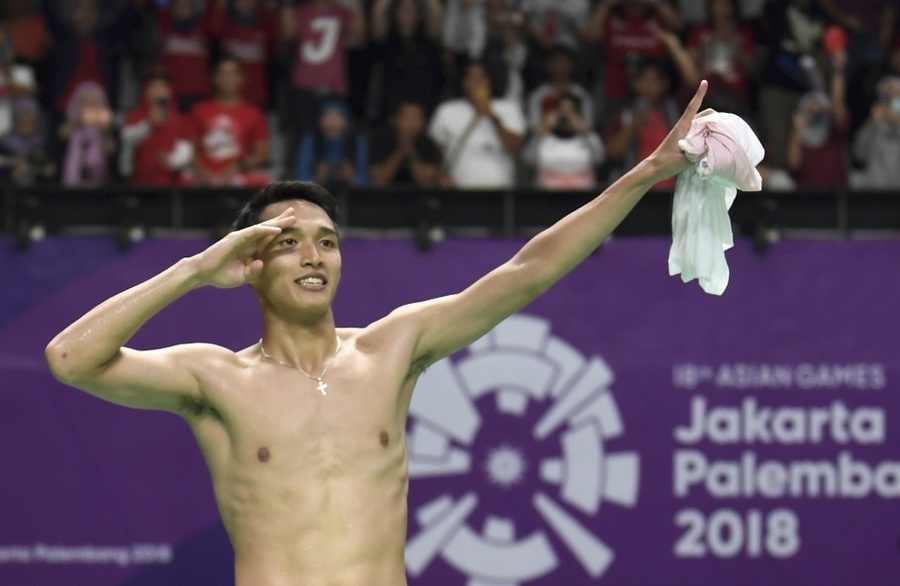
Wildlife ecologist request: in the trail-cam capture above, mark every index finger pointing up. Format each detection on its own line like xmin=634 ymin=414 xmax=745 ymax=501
xmin=681 ymin=80 xmax=709 ymax=123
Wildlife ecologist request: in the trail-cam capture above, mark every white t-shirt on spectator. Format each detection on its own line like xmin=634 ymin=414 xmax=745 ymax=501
xmin=525 ymin=132 xmax=604 ymax=189
xmin=429 ymin=98 xmax=525 ymax=189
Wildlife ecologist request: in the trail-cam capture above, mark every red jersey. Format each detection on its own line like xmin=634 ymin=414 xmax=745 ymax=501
xmin=209 ymin=5 xmax=278 ymax=107
xmin=603 ymin=10 xmax=668 ymax=100
xmin=289 ymin=2 xmax=352 ymax=95
xmin=158 ymin=9 xmax=212 ymax=98
xmin=191 ymin=99 xmax=268 ymax=174
xmin=123 ymin=105 xmax=196 ymax=186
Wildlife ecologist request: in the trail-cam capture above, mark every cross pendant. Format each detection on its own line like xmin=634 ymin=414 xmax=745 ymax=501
xmin=316 ymin=379 xmax=328 ymax=395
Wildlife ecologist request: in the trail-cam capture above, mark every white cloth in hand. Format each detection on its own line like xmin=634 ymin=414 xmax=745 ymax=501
xmin=668 ymin=112 xmax=764 ymax=295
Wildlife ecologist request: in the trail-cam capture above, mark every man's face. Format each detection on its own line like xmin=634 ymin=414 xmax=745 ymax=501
xmin=463 ymin=64 xmax=490 ymax=100
xmin=393 ymin=103 xmax=424 ymax=137
xmin=172 ymin=0 xmax=197 ymax=21
xmin=146 ymin=79 xmax=173 ymax=102
xmin=71 ymin=0 xmax=99 ymax=35
xmin=255 ymin=200 xmax=342 ymax=317
xmin=319 ymin=107 xmax=347 ymax=139
xmin=214 ymin=61 xmax=244 ymax=98
xmin=633 ymin=66 xmax=668 ymax=103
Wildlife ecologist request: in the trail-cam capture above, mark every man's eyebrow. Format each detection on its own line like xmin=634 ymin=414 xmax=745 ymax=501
xmin=278 ymin=226 xmax=339 ymax=238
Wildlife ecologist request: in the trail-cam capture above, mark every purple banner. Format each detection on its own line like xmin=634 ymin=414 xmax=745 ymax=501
xmin=1 ymin=236 xmax=898 ymax=585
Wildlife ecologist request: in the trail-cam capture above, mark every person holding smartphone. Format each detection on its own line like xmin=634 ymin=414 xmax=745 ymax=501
xmin=120 ymin=68 xmax=196 ymax=186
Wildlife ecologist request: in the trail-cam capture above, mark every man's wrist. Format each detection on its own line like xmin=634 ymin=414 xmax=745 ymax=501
xmin=176 ymin=256 xmax=207 ymax=291
xmin=636 ymin=153 xmax=679 ymax=185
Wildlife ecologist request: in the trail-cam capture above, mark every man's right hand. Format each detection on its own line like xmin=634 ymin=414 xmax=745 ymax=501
xmin=190 ymin=208 xmax=296 ymax=289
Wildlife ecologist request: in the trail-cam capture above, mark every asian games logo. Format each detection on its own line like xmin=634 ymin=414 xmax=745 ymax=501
xmin=405 ymin=314 xmax=640 ymax=585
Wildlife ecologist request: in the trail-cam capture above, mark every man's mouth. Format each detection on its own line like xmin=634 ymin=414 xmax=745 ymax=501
xmin=296 ymin=276 xmax=326 ymax=290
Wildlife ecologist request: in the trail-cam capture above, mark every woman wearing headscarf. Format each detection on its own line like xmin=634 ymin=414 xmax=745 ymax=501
xmin=58 ymin=80 xmax=116 ymax=186
xmin=0 ymin=97 xmax=54 ymax=185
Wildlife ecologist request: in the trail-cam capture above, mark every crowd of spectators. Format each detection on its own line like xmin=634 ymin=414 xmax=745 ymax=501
xmin=0 ymin=0 xmax=898 ymax=192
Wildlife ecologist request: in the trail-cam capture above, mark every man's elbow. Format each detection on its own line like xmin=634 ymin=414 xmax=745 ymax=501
xmin=45 ymin=339 xmax=78 ymax=384
xmin=44 ymin=339 xmax=103 ymax=385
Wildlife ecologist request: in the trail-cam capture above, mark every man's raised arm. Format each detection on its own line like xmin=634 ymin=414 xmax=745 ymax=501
xmin=403 ymin=81 xmax=710 ymax=367
xmin=44 ymin=210 xmax=296 ymax=412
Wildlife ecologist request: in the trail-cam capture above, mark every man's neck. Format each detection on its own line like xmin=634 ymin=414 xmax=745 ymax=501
xmin=217 ymin=95 xmax=242 ymax=107
xmin=259 ymin=312 xmax=340 ymax=371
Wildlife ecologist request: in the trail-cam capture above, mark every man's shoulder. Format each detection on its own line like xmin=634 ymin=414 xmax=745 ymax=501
xmin=169 ymin=341 xmax=244 ymax=362
xmin=350 ymin=299 xmax=446 ymax=348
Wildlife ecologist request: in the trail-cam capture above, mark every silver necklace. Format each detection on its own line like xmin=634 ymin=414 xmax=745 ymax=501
xmin=259 ymin=336 xmax=342 ymax=395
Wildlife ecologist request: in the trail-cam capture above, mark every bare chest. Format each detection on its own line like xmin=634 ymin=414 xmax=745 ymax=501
xmin=206 ymin=352 xmax=413 ymax=470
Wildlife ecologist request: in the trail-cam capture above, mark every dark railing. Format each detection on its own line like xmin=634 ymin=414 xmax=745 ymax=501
xmin=2 ymin=185 xmax=899 ymax=251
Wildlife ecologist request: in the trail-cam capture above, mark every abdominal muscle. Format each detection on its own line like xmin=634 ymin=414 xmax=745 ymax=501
xmin=194 ymin=410 xmax=411 ymax=586
xmin=186 ymin=330 xmax=418 ymax=586
xmin=230 ymin=479 xmax=409 ymax=586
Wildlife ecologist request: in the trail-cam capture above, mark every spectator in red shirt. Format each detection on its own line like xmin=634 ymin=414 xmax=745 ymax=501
xmin=157 ymin=0 xmax=213 ymax=112
xmin=685 ymin=0 xmax=756 ymax=120
xmin=208 ymin=0 xmax=279 ymax=109
xmin=280 ymin=0 xmax=366 ymax=143
xmin=189 ymin=56 xmax=270 ymax=186
xmin=584 ymin=0 xmax=682 ymax=112
xmin=604 ymin=59 xmax=681 ymax=191
xmin=120 ymin=69 xmax=196 ymax=186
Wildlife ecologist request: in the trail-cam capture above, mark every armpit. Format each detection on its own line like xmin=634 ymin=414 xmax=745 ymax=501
xmin=178 ymin=395 xmax=222 ymax=421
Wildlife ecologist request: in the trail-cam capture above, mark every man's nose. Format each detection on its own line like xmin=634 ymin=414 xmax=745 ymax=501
xmin=299 ymin=242 xmax=323 ymax=266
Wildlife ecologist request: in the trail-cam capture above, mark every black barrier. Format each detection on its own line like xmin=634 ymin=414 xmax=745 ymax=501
xmin=2 ymin=185 xmax=899 ymax=251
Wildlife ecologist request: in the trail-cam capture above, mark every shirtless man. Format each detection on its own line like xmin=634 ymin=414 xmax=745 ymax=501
xmin=46 ymin=82 xmax=710 ymax=586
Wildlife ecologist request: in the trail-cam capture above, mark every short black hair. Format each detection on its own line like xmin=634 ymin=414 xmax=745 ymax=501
xmin=214 ymin=55 xmax=243 ymax=74
xmin=232 ymin=181 xmax=339 ymax=231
